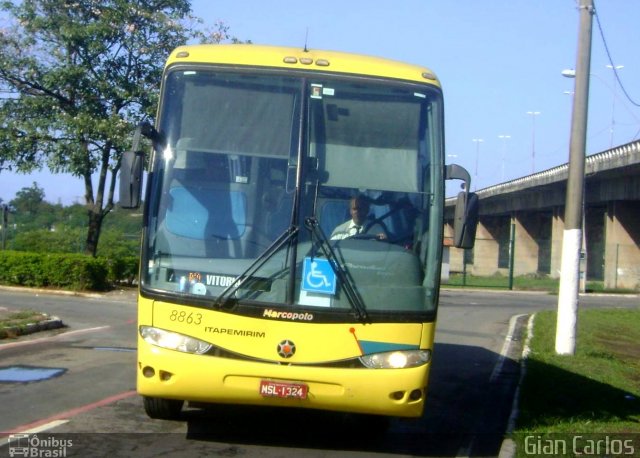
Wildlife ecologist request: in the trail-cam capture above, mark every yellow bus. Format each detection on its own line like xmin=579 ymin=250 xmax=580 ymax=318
xmin=120 ymin=44 xmax=477 ymax=420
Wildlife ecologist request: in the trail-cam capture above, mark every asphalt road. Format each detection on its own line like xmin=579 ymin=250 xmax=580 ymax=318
xmin=0 ymin=287 xmax=637 ymax=457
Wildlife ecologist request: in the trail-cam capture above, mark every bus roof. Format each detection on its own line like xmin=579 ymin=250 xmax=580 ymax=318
xmin=166 ymin=44 xmax=441 ymax=88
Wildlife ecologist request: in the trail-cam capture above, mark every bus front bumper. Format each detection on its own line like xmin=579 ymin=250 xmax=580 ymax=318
xmin=137 ymin=343 xmax=430 ymax=418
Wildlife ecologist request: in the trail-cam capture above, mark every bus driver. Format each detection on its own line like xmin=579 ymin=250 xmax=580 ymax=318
xmin=330 ymin=195 xmax=387 ymax=240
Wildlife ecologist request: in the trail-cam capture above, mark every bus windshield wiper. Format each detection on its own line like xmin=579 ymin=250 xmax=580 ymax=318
xmin=304 ymin=217 xmax=369 ymax=323
xmin=214 ymin=225 xmax=299 ymax=309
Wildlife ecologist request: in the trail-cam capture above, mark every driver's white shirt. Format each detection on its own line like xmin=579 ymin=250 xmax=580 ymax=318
xmin=330 ymin=220 xmax=384 ymax=240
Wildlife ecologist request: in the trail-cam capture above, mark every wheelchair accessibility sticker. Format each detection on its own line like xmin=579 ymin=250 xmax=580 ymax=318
xmin=302 ymin=258 xmax=336 ymax=294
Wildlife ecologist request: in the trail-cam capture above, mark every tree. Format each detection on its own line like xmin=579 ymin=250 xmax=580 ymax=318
xmin=10 ymin=182 xmax=62 ymax=231
xmin=0 ymin=0 xmax=237 ymax=255
xmin=10 ymin=182 xmax=46 ymax=216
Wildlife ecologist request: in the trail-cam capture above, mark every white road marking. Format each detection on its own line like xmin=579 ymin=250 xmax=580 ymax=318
xmin=0 ymin=326 xmax=110 ymax=351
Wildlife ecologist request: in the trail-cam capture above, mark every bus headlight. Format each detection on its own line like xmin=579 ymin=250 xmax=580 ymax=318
xmin=360 ymin=350 xmax=431 ymax=369
xmin=140 ymin=326 xmax=212 ymax=355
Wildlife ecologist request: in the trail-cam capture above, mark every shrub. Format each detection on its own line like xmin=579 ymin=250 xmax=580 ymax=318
xmin=0 ymin=251 xmax=138 ymax=291
xmin=106 ymin=256 xmax=139 ymax=286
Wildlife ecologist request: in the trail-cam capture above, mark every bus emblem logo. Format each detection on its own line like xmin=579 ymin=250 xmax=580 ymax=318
xmin=277 ymin=340 xmax=296 ymax=358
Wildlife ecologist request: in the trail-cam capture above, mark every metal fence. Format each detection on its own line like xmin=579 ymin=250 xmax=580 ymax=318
xmin=442 ymin=234 xmax=640 ymax=292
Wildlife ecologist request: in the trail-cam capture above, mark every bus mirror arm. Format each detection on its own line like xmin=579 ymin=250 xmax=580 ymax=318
xmin=445 ymin=164 xmax=479 ymax=249
xmin=445 ymin=163 xmax=470 ymax=188
xmin=138 ymin=121 xmax=166 ymax=152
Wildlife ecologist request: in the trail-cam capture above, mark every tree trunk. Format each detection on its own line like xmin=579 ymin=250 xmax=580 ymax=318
xmin=85 ymin=207 xmax=103 ymax=257
xmin=81 ymin=140 xmax=116 ymax=257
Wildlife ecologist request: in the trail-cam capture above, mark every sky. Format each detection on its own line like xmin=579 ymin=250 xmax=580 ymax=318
xmin=2 ymin=0 xmax=639 ymax=204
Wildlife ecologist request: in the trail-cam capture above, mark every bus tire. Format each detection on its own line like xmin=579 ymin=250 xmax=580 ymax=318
xmin=143 ymin=396 xmax=184 ymax=420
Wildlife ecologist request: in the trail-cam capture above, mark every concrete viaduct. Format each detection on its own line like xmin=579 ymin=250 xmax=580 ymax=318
xmin=444 ymin=140 xmax=640 ymax=291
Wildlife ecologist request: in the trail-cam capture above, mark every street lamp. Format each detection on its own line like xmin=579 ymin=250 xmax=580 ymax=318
xmin=472 ymin=138 xmax=483 ymax=190
xmin=563 ymin=66 xmax=625 ymax=148
xmin=605 ymin=64 xmax=623 ymax=147
xmin=498 ymin=134 xmax=511 ymax=182
xmin=526 ymin=111 xmax=541 ymax=174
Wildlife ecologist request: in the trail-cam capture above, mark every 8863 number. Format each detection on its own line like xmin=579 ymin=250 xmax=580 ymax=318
xmin=169 ymin=309 xmax=202 ymax=325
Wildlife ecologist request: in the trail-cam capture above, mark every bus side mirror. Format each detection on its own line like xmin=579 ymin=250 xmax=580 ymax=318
xmin=118 ymin=122 xmax=163 ymax=209
xmin=119 ymin=150 xmax=143 ymax=209
xmin=119 ymin=123 xmax=148 ymax=209
xmin=453 ymin=191 xmax=478 ymax=249
xmin=445 ymin=164 xmax=478 ymax=249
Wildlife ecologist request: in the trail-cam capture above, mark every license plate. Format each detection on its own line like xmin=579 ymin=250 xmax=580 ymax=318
xmin=259 ymin=380 xmax=308 ymax=399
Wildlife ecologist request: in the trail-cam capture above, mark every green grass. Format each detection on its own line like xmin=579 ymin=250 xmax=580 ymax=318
xmin=513 ymin=308 xmax=640 ymax=455
xmin=445 ymin=273 xmax=559 ymax=291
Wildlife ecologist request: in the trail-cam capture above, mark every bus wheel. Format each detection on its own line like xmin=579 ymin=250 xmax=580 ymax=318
xmin=143 ymin=396 xmax=184 ymax=420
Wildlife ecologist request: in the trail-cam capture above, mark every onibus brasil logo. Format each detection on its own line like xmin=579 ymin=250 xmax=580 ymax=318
xmin=7 ymin=434 xmax=72 ymax=457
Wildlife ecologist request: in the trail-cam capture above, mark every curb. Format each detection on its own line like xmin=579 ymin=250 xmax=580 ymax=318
xmin=0 ymin=284 xmax=105 ymax=298
xmin=0 ymin=316 xmax=65 ymax=339
xmin=498 ymin=313 xmax=536 ymax=458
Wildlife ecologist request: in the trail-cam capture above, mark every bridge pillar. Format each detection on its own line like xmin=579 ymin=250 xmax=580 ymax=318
xmin=604 ymin=201 xmax=640 ymax=290
xmin=585 ymin=206 xmax=606 ymax=281
xmin=512 ymin=212 xmax=552 ymax=276
xmin=471 ymin=219 xmax=500 ymax=276
xmin=512 ymin=213 xmax=538 ymax=275
xmin=443 ymin=222 xmax=464 ymax=273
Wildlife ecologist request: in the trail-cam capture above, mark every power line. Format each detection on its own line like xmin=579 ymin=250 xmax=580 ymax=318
xmin=593 ymin=0 xmax=640 ymax=108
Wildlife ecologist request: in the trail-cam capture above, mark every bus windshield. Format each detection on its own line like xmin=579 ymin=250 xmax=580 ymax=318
xmin=143 ymin=68 xmax=444 ymax=318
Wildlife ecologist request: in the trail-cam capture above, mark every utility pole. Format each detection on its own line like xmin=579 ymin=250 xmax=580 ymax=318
xmin=498 ymin=135 xmax=511 ymax=182
xmin=556 ymin=0 xmax=594 ymax=355
xmin=472 ymin=138 xmax=483 ymax=190
xmin=526 ymin=111 xmax=540 ymax=173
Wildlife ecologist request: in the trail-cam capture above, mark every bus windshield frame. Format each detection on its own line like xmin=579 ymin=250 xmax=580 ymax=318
xmin=140 ymin=65 xmax=445 ymax=323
